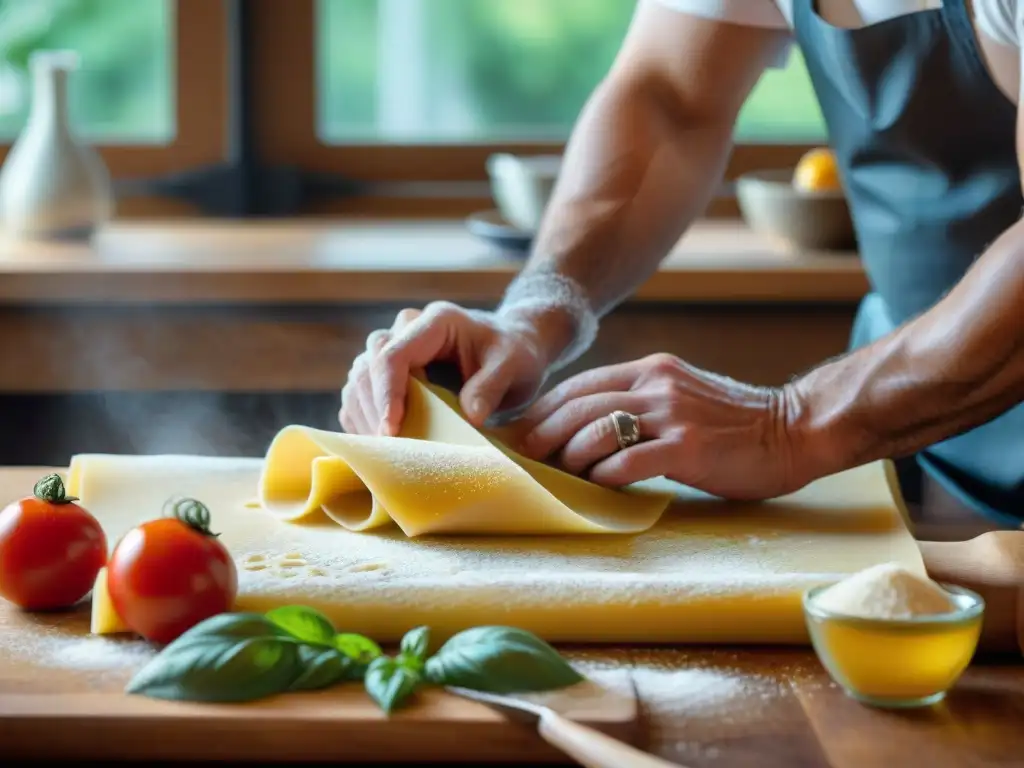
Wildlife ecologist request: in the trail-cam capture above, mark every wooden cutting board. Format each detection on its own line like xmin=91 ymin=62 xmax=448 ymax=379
xmin=0 ymin=468 xmax=638 ymax=763
xmin=0 ymin=606 xmax=637 ymax=763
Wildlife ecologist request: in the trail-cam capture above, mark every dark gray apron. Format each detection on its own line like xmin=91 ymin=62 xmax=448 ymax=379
xmin=792 ymin=0 xmax=1024 ymax=526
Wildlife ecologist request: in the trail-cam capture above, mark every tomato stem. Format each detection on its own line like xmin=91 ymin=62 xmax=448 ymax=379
xmin=163 ymin=496 xmax=219 ymax=537
xmin=33 ymin=473 xmax=79 ymax=504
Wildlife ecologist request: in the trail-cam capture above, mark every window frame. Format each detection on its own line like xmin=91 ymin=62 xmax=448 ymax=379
xmin=0 ymin=0 xmax=228 ymax=217
xmin=250 ymin=0 xmax=817 ymax=217
xmin=0 ymin=0 xmax=817 ymax=219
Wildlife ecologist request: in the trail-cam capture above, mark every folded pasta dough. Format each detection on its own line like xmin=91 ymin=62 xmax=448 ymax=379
xmin=258 ymin=378 xmax=673 ymax=537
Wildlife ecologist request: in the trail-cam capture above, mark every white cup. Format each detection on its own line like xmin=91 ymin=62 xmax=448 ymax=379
xmin=485 ymin=153 xmax=562 ymax=232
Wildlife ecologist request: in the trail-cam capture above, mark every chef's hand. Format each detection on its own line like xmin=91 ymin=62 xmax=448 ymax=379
xmin=518 ymin=353 xmax=807 ymax=500
xmin=339 ymin=302 xmax=551 ymax=437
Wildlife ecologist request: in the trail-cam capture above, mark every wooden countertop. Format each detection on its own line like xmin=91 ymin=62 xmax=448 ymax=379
xmin=0 ymin=219 xmax=868 ymax=305
xmin=5 ymin=620 xmax=1022 ymax=766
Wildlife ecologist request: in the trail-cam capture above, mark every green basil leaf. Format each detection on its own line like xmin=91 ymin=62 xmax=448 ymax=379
xmin=289 ymin=645 xmax=360 ymax=691
xmin=125 ymin=613 xmax=302 ymax=702
xmin=399 ymin=625 xmax=430 ymax=668
xmin=424 ymin=626 xmax=583 ymax=694
xmin=335 ymin=632 xmax=382 ymax=663
xmin=365 ymin=656 xmax=421 ymax=714
xmin=266 ymin=605 xmax=337 ymax=646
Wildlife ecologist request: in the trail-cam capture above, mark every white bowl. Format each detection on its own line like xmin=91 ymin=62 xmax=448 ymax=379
xmin=485 ymin=153 xmax=561 ymax=232
xmin=736 ymin=168 xmax=856 ymax=251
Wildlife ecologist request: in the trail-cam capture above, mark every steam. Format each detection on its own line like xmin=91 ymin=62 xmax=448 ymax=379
xmin=48 ymin=305 xmax=341 ymax=462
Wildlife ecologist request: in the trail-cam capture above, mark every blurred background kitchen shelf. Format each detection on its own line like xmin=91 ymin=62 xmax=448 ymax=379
xmin=0 ymin=0 xmax=855 ymax=465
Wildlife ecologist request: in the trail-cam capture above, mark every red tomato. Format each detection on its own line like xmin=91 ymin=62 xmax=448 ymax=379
xmin=107 ymin=497 xmax=237 ymax=644
xmin=0 ymin=473 xmax=107 ymax=610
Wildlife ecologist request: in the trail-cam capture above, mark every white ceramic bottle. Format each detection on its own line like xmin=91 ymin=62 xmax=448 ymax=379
xmin=0 ymin=50 xmax=114 ymax=241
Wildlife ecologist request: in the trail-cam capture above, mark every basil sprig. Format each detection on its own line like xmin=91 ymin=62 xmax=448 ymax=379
xmin=425 ymin=626 xmax=583 ymax=693
xmin=125 ymin=613 xmax=306 ymax=702
xmin=125 ymin=608 xmax=372 ymax=702
xmin=365 ymin=656 xmax=422 ymax=713
xmin=126 ymin=608 xmax=583 ymax=715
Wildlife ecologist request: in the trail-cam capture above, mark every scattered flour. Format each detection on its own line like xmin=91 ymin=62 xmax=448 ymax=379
xmin=813 ymin=562 xmax=954 ymax=620
xmin=570 ymin=648 xmax=789 ymax=722
xmin=43 ymin=635 xmax=155 ymax=671
xmin=0 ymin=625 xmax=154 ymax=674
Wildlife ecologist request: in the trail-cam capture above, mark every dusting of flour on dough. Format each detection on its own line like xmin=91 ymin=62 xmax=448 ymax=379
xmin=232 ymin=526 xmax=838 ymax=608
xmin=226 ymin=514 xmax=847 ymax=643
xmin=340 ymin=439 xmax=512 ymax=498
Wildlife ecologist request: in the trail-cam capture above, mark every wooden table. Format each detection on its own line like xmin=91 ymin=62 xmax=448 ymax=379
xmin=627 ymin=649 xmax=1024 ymax=767
xmin=3 ymin=608 xmax=1021 ymax=766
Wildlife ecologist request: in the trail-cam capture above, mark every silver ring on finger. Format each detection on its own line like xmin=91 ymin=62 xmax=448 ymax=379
xmin=609 ymin=410 xmax=641 ymax=451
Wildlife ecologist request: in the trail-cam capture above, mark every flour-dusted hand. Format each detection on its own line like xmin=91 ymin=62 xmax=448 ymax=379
xmin=519 ymin=353 xmax=811 ymax=500
xmin=339 ymin=302 xmax=554 ymax=437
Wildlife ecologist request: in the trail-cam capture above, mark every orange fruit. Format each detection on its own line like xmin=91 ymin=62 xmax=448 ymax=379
xmin=793 ymin=148 xmax=842 ymax=193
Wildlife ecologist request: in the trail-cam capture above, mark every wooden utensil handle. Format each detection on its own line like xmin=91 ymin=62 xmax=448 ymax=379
xmin=918 ymin=532 xmax=1024 ymax=587
xmin=918 ymin=531 xmax=1024 ymax=656
xmin=538 ymin=710 xmax=687 ymax=768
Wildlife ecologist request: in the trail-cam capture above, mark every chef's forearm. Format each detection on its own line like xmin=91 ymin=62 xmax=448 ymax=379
xmin=523 ymin=79 xmax=733 ymax=317
xmin=495 ymin=9 xmax=789 ymax=370
xmin=497 ymin=77 xmax=734 ymax=367
xmin=786 ymin=219 xmax=1024 ymax=481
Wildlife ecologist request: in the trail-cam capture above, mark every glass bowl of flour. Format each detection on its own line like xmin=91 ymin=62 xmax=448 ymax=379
xmin=803 ymin=563 xmax=984 ymax=708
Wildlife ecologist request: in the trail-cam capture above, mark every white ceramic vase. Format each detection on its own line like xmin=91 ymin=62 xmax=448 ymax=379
xmin=0 ymin=50 xmax=114 ymax=242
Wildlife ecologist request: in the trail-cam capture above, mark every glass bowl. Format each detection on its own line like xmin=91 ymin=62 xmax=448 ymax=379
xmin=803 ymin=583 xmax=984 ymax=708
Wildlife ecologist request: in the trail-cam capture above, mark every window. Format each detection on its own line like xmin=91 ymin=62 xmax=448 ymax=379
xmin=0 ymin=0 xmax=824 ymax=217
xmin=0 ymin=0 xmax=227 ymax=215
xmin=255 ymin=0 xmax=823 ymax=214
xmin=738 ymin=49 xmax=825 ymax=142
xmin=0 ymin=0 xmax=173 ymax=142
xmin=317 ymin=0 xmax=825 ymax=145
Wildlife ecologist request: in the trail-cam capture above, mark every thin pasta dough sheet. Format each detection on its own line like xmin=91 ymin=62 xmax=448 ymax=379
xmin=256 ymin=378 xmax=673 ymax=536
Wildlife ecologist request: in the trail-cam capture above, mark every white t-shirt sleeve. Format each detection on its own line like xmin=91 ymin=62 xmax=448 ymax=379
xmin=653 ymin=0 xmax=794 ymax=68
xmin=972 ymin=0 xmax=1020 ymax=46
xmin=972 ymin=0 xmax=1024 ymax=119
xmin=653 ymin=0 xmax=790 ymax=28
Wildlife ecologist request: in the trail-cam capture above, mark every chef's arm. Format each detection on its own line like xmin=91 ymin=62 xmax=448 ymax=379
xmin=786 ymin=75 xmax=1024 ymax=479
xmin=496 ymin=2 xmax=789 ymax=360
xmin=786 ymin=218 xmax=1024 ymax=482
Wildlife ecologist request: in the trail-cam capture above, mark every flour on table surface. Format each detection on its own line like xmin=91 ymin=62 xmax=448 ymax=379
xmin=0 ymin=610 xmax=154 ymax=676
xmin=28 ymin=634 xmax=155 ymax=672
xmin=567 ymin=645 xmax=799 ymax=764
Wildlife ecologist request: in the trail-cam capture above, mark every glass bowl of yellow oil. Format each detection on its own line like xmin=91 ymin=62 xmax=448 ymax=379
xmin=803 ymin=583 xmax=984 ymax=708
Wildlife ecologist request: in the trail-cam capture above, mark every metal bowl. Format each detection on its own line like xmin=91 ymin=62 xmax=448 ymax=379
xmin=735 ymin=168 xmax=856 ymax=252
